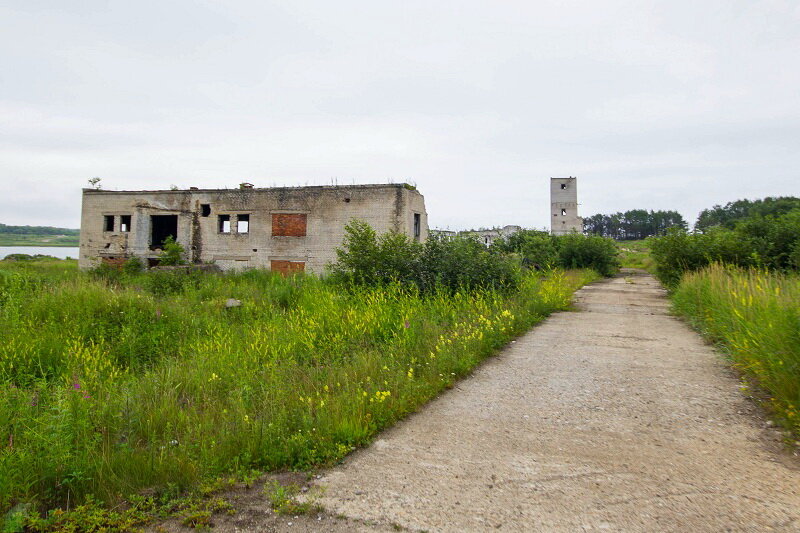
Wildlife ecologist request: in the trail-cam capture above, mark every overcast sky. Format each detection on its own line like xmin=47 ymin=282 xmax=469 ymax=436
xmin=1 ymin=0 xmax=798 ymax=231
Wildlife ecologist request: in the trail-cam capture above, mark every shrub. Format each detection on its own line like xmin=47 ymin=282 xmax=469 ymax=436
xmin=122 ymin=257 xmax=145 ymax=275
xmin=650 ymin=208 xmax=800 ymax=288
xmin=555 ymin=234 xmax=619 ymax=277
xmin=158 ymin=236 xmax=185 ymax=266
xmin=330 ymin=220 xmax=521 ymax=292
xmin=494 ymin=230 xmax=619 ymax=277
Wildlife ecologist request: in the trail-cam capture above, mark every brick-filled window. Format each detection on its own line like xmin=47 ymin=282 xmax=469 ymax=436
xmin=270 ymin=260 xmax=305 ymax=274
xmin=272 ymin=213 xmax=307 ymax=237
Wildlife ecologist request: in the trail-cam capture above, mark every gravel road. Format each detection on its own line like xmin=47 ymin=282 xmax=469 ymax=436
xmin=163 ymin=269 xmax=800 ymax=532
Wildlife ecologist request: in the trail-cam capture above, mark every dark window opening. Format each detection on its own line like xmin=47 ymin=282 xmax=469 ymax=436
xmin=561 ymin=209 xmax=567 ymax=216
xmin=103 ymin=215 xmax=114 ymax=232
xmin=120 ymin=215 xmax=131 ymax=232
xmin=219 ymin=214 xmax=231 ymax=233
xmin=237 ymin=214 xmax=249 ymax=234
xmin=413 ymin=213 xmax=421 ymax=241
xmin=560 ymin=183 xmax=567 ymax=190
xmin=201 ymin=204 xmax=211 ymax=217
xmin=150 ymin=215 xmax=178 ymax=250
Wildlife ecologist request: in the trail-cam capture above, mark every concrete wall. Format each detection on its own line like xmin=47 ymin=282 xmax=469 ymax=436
xmin=79 ymin=184 xmax=428 ymax=273
xmin=550 ymin=177 xmax=583 ymax=235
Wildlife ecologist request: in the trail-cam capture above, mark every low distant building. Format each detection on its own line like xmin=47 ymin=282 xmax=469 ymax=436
xmin=429 ymin=229 xmax=457 ymax=241
xmin=461 ymin=225 xmax=522 ymax=247
xmin=79 ymin=184 xmax=428 ymax=273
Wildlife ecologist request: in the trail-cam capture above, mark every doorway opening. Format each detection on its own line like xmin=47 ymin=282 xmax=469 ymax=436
xmin=150 ymin=215 xmax=178 ymax=250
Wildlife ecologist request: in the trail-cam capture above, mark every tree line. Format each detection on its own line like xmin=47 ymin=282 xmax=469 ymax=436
xmin=582 ymin=210 xmax=687 ymax=240
xmin=695 ymin=196 xmax=800 ymax=232
xmin=0 ymin=223 xmax=79 ymax=236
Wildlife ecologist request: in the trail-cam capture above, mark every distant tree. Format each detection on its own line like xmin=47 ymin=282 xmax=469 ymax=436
xmin=88 ymin=177 xmax=102 ymax=189
xmin=0 ymin=223 xmax=79 ymax=236
xmin=583 ymin=210 xmax=686 ymax=240
xmin=695 ymin=196 xmax=800 ymax=232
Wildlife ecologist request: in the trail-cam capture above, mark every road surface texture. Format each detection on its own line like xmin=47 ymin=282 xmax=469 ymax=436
xmin=157 ymin=269 xmax=800 ymax=532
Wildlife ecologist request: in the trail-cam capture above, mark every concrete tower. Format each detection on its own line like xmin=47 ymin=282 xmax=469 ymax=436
xmin=550 ymin=177 xmax=583 ymax=235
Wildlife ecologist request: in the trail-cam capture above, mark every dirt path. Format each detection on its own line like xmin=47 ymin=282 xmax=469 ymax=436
xmin=168 ymin=270 xmax=800 ymax=532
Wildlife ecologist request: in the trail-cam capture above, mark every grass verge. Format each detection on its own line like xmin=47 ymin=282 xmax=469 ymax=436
xmin=671 ymin=264 xmax=800 ymax=437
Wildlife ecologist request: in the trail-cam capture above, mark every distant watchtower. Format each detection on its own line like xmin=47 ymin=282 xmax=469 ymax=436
xmin=550 ymin=177 xmax=583 ymax=235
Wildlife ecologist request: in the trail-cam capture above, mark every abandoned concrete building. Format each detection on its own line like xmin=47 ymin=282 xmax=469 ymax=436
xmin=550 ymin=177 xmax=583 ymax=235
xmin=79 ymin=184 xmax=428 ymax=273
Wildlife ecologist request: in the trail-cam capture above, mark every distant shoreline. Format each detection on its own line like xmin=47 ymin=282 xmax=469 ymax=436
xmin=0 ymin=243 xmax=78 ymax=247
xmin=0 ymin=237 xmax=79 ymax=247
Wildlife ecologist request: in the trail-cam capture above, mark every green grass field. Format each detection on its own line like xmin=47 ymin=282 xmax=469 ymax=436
xmin=616 ymin=239 xmax=653 ymax=270
xmin=0 ymin=259 xmax=596 ymax=529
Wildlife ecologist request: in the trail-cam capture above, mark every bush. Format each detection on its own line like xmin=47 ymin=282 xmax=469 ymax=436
xmin=650 ymin=208 xmax=800 ymax=288
xmin=158 ymin=236 xmax=185 ymax=266
xmin=555 ymin=234 xmax=619 ymax=277
xmin=122 ymin=257 xmax=145 ymax=275
xmin=330 ymin=220 xmax=521 ymax=292
xmin=494 ymin=230 xmax=619 ymax=277
xmin=418 ymin=235 xmax=521 ymax=292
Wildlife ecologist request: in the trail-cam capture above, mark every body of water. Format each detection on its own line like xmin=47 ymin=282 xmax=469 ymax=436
xmin=0 ymin=246 xmax=80 ymax=259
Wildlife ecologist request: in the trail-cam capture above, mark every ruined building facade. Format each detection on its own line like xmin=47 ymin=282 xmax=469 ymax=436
xmin=550 ymin=177 xmax=583 ymax=235
xmin=79 ymin=184 xmax=428 ymax=273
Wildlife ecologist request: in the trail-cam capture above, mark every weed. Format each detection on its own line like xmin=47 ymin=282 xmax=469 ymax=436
xmin=264 ymin=482 xmax=316 ymax=515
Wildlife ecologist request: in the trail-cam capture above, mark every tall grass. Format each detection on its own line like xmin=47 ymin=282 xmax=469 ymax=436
xmin=672 ymin=264 xmax=800 ymax=436
xmin=0 ymin=261 xmax=596 ymax=521
xmin=616 ymin=240 xmax=653 ymax=270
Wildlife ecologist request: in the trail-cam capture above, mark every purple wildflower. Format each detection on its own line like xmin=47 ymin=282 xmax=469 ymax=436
xmin=404 ymin=320 xmax=410 ymax=329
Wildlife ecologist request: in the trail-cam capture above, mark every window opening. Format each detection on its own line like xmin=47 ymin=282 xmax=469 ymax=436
xmin=120 ymin=215 xmax=131 ymax=232
xmin=150 ymin=215 xmax=178 ymax=250
xmin=103 ymin=215 xmax=114 ymax=232
xmin=560 ymin=183 xmax=567 ymax=190
xmin=219 ymin=214 xmax=231 ymax=233
xmin=201 ymin=204 xmax=211 ymax=217
xmin=413 ymin=213 xmax=421 ymax=241
xmin=561 ymin=209 xmax=567 ymax=216
xmin=237 ymin=214 xmax=249 ymax=234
